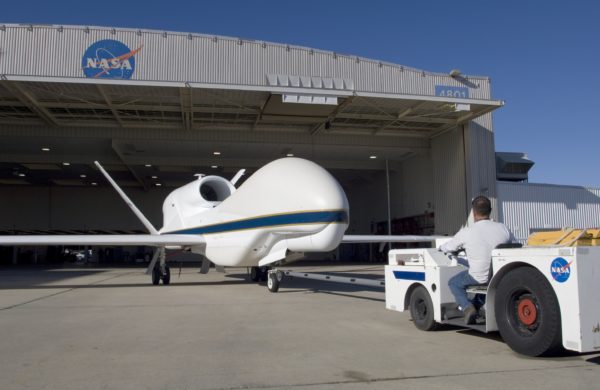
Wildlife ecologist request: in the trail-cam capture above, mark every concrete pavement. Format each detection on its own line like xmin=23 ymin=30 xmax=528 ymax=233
xmin=0 ymin=265 xmax=598 ymax=389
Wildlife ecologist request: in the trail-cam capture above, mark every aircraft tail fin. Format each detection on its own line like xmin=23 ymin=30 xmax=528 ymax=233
xmin=94 ymin=161 xmax=159 ymax=235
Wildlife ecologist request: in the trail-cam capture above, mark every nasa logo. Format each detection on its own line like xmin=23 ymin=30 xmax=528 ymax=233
xmin=81 ymin=40 xmax=143 ymax=79
xmin=550 ymin=257 xmax=572 ymax=283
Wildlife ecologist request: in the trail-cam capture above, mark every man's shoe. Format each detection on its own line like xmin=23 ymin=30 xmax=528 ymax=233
xmin=463 ymin=304 xmax=477 ymax=325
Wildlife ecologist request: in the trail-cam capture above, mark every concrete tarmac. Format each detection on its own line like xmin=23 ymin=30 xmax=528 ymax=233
xmin=0 ymin=265 xmax=598 ymax=390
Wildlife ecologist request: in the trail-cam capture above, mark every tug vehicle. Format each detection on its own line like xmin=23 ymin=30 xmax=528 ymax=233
xmin=384 ymin=231 xmax=600 ymax=356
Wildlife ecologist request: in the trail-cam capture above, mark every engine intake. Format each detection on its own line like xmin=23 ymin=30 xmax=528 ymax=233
xmin=162 ymin=176 xmax=235 ymax=231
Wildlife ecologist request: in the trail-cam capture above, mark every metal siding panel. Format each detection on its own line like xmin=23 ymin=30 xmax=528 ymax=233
xmin=431 ymin=128 xmax=467 ymax=234
xmin=0 ymin=25 xmax=493 ymax=99
xmin=465 ymin=114 xmax=497 ymax=214
xmin=497 ymin=182 xmax=600 ymax=242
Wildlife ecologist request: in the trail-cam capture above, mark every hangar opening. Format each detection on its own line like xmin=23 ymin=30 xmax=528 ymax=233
xmin=0 ymin=24 xmax=503 ymax=264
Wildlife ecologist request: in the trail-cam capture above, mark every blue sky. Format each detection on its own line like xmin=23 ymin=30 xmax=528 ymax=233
xmin=4 ymin=1 xmax=600 ymax=187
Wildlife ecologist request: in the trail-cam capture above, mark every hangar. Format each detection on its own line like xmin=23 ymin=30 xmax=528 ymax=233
xmin=0 ymin=24 xmax=504 ymax=263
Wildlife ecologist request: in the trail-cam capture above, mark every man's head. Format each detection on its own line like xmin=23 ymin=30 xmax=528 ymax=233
xmin=472 ymin=195 xmax=491 ymax=220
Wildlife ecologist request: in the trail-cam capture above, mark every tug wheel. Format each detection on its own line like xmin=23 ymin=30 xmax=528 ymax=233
xmin=409 ymin=285 xmax=438 ymax=331
xmin=495 ymin=267 xmax=562 ymax=356
xmin=517 ymin=297 xmax=537 ymax=326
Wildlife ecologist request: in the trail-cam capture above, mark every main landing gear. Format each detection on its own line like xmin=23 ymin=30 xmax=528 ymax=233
xmin=249 ymin=266 xmax=269 ymax=282
xmin=152 ymin=264 xmax=171 ymax=285
xmin=149 ymin=248 xmax=170 ymax=285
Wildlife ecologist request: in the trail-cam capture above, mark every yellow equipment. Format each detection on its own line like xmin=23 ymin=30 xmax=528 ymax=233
xmin=527 ymin=228 xmax=600 ymax=247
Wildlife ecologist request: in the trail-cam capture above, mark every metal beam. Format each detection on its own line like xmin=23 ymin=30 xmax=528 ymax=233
xmin=252 ymin=95 xmax=271 ymax=131
xmin=429 ymin=104 xmax=498 ymax=139
xmin=310 ymin=95 xmax=356 ymax=135
xmin=0 ymin=81 xmax=59 ymax=126
xmin=0 ymin=125 xmax=430 ymax=149
xmin=372 ymin=101 xmax=432 ymax=135
xmin=372 ymin=107 xmax=412 ymax=135
xmin=96 ymin=84 xmax=124 ymax=127
xmin=179 ymin=86 xmax=193 ymax=130
xmin=111 ymin=140 xmax=149 ymax=191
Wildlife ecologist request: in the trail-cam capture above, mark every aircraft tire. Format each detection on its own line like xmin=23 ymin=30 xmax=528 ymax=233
xmin=409 ymin=285 xmax=438 ymax=331
xmin=162 ymin=266 xmax=171 ymax=285
xmin=250 ymin=267 xmax=260 ymax=282
xmin=151 ymin=267 xmax=160 ymax=285
xmin=495 ymin=267 xmax=562 ymax=356
xmin=260 ymin=267 xmax=269 ymax=282
xmin=267 ymin=272 xmax=280 ymax=293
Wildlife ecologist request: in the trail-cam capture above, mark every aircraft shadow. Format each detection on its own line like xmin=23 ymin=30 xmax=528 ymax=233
xmin=0 ymin=280 xmax=250 ymax=290
xmin=0 ymin=268 xmax=109 ymax=287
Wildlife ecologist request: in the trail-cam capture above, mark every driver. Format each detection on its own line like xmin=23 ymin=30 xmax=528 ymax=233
xmin=440 ymin=196 xmax=514 ymax=324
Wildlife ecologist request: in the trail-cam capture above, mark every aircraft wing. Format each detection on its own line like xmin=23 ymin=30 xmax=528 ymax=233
xmin=342 ymin=235 xmax=445 ymax=243
xmin=0 ymin=234 xmax=206 ymax=247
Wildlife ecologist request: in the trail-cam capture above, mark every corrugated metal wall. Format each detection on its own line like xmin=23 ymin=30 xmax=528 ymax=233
xmin=431 ymin=127 xmax=468 ymax=234
xmin=464 ymin=113 xmax=499 ymax=219
xmin=497 ymin=181 xmax=600 ymax=242
xmin=0 ymin=24 xmax=492 ymax=98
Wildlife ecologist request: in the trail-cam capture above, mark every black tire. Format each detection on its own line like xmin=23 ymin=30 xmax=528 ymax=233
xmin=495 ymin=267 xmax=562 ymax=357
xmin=267 ymin=272 xmax=280 ymax=293
xmin=250 ymin=267 xmax=260 ymax=282
xmin=409 ymin=285 xmax=438 ymax=331
xmin=260 ymin=267 xmax=269 ymax=282
xmin=151 ymin=266 xmax=160 ymax=285
xmin=162 ymin=266 xmax=171 ymax=285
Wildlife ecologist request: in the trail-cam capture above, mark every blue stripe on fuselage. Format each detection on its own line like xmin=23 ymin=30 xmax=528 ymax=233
xmin=166 ymin=210 xmax=348 ymax=235
xmin=393 ymin=271 xmax=425 ymax=281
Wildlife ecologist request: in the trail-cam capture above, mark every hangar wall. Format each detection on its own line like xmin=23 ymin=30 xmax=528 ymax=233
xmin=344 ymin=172 xmax=388 ymax=234
xmin=367 ymin=120 xmax=498 ymax=237
xmin=392 ymin=152 xmax=434 ymax=218
xmin=431 ymin=127 xmax=468 ymax=234
xmin=0 ymin=186 xmax=166 ymax=232
xmin=342 ymin=152 xmax=438 ymax=236
xmin=465 ymin=113 xmax=498 ymax=208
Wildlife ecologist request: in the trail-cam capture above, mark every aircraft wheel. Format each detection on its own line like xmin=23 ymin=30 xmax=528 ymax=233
xmin=267 ymin=271 xmax=280 ymax=293
xmin=162 ymin=266 xmax=171 ymax=285
xmin=495 ymin=267 xmax=562 ymax=356
xmin=250 ymin=267 xmax=260 ymax=282
xmin=151 ymin=266 xmax=160 ymax=285
xmin=260 ymin=267 xmax=270 ymax=282
xmin=409 ymin=285 xmax=438 ymax=331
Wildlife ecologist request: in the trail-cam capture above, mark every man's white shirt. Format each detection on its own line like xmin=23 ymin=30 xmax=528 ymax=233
xmin=440 ymin=220 xmax=513 ymax=283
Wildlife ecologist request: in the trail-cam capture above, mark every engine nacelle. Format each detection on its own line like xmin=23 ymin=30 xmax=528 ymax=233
xmin=162 ymin=176 xmax=235 ymax=232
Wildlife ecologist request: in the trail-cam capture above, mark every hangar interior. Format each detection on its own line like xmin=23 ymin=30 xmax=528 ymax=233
xmin=0 ymin=24 xmax=504 ymax=263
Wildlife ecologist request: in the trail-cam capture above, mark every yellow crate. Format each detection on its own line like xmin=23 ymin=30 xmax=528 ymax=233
xmin=527 ymin=228 xmax=600 ymax=247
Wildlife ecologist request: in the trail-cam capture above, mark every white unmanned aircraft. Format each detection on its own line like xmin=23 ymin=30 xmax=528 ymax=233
xmin=0 ymin=158 xmax=439 ymax=290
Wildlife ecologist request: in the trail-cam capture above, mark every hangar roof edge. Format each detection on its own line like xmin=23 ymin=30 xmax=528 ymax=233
xmin=0 ymin=22 xmax=492 ymax=81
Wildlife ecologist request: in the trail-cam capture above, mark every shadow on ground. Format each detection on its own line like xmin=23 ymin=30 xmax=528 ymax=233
xmin=0 ymin=268 xmax=109 ymax=288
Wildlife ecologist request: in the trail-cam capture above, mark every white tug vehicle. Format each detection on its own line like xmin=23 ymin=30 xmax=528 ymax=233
xmin=384 ymin=230 xmax=600 ymax=357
